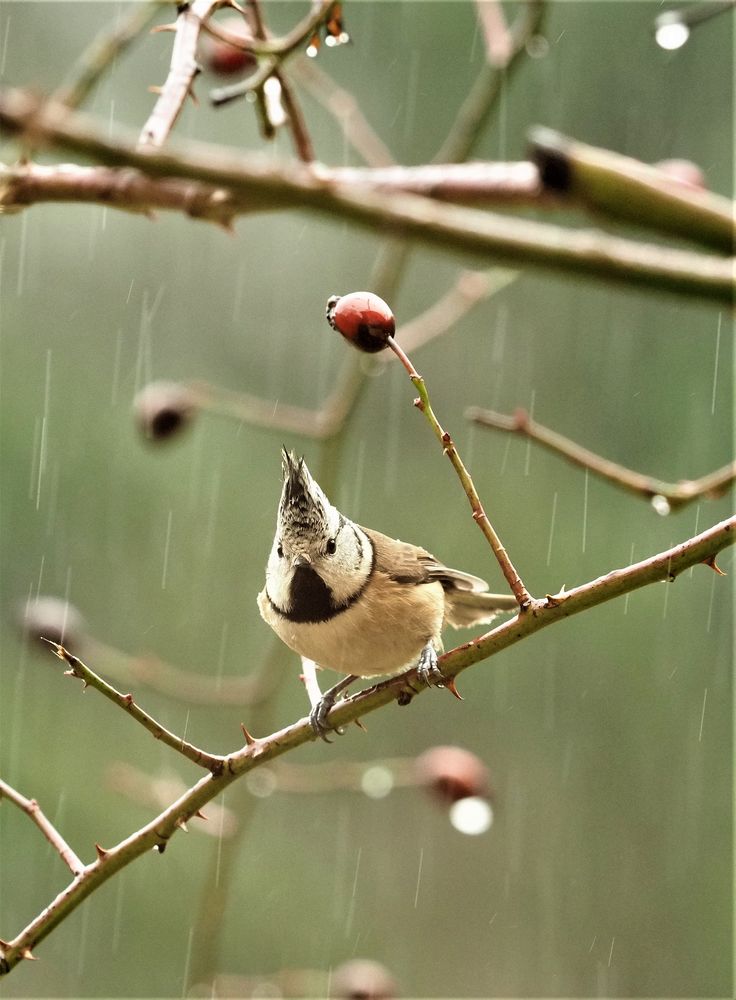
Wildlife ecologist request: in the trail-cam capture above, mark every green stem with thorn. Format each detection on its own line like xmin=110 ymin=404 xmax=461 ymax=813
xmin=387 ymin=336 xmax=532 ymax=608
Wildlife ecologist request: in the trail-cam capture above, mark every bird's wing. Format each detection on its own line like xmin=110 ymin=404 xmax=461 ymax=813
xmin=364 ymin=527 xmax=488 ymax=592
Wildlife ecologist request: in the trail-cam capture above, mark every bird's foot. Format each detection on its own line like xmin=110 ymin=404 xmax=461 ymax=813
xmin=308 ymin=674 xmax=357 ymax=742
xmin=416 ymin=641 xmax=445 ymax=688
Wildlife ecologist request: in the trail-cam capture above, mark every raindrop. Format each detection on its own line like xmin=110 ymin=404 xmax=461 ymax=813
xmin=655 ymin=16 xmax=689 ymax=50
xmin=449 ymin=796 xmax=493 ymax=835
xmin=651 ymin=494 xmax=671 ymax=516
xmin=360 ymin=765 xmax=393 ymax=799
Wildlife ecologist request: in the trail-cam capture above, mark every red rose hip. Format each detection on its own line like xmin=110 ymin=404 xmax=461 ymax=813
xmin=326 ymin=291 xmax=395 ymax=353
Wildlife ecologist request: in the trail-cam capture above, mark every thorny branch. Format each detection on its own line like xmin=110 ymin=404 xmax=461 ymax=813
xmin=0 ymin=779 xmax=85 ymax=877
xmin=0 ymin=89 xmax=731 ymax=302
xmin=42 ymin=640 xmax=225 ymax=772
xmin=1 ymin=515 xmax=733 ymax=977
xmin=467 ymin=406 xmax=736 ymax=512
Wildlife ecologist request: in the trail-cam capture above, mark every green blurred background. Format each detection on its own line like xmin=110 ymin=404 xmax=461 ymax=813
xmin=0 ymin=1 xmax=733 ymax=996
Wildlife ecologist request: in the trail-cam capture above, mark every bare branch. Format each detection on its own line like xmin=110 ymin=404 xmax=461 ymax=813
xmin=435 ymin=0 xmax=546 ymax=163
xmin=43 ymin=641 xmax=225 ymax=772
xmin=289 ymin=57 xmax=395 ymax=167
xmin=1 ymin=515 xmax=732 ymax=977
xmin=209 ymin=0 xmax=338 ymax=107
xmin=0 ymin=779 xmax=85 ymax=876
xmin=0 ymin=90 xmax=731 ymax=302
xmin=53 ymin=0 xmax=165 ymax=110
xmin=467 ymin=406 xmax=736 ymax=513
xmin=139 ymin=0 xmax=226 ymax=147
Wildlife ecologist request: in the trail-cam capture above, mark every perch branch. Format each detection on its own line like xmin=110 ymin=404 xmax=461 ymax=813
xmin=388 ymin=337 xmax=532 ymax=607
xmin=467 ymin=406 xmax=736 ymax=512
xmin=1 ymin=515 xmax=732 ymax=977
xmin=0 ymin=90 xmax=731 ymax=302
xmin=0 ymin=779 xmax=85 ymax=876
xmin=43 ymin=640 xmax=225 ymax=772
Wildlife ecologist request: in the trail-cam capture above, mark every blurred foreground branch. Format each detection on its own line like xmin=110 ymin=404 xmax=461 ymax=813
xmin=0 ymin=89 xmax=732 ymax=302
xmin=1 ymin=514 xmax=732 ymax=977
xmin=467 ymin=407 xmax=736 ymax=512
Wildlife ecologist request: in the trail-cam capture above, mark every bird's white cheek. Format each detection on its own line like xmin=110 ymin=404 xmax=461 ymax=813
xmin=266 ymin=560 xmax=292 ymax=611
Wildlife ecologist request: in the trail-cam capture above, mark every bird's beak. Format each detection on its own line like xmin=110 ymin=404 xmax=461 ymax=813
xmin=292 ymin=553 xmax=311 ymax=568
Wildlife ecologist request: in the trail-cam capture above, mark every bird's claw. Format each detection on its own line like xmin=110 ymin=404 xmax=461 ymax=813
xmin=416 ymin=641 xmax=445 ymax=688
xmin=309 ymin=695 xmax=344 ymax=742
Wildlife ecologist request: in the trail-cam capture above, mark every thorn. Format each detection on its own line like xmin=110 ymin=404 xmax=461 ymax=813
xmin=40 ymin=636 xmax=66 ymax=660
xmin=217 ymin=217 xmax=236 ymax=235
xmin=194 ymin=809 xmax=208 ymax=821
xmin=20 ymin=947 xmax=37 ymax=961
xmin=703 ymin=554 xmax=727 ymax=576
xmin=175 ymin=817 xmax=189 ymax=833
xmin=150 ymin=22 xmax=178 ymax=33
xmin=353 ymin=717 xmax=368 ymax=732
xmin=397 ymin=689 xmax=414 ymax=707
xmin=240 ymin=723 xmax=257 ymax=745
xmin=188 ymin=84 xmax=200 ymax=108
xmin=148 ymin=85 xmax=163 ymax=95
xmin=444 ymin=677 xmax=463 ymax=701
xmin=545 ymin=592 xmax=566 ymax=607
xmin=155 ymin=842 xmax=166 ymax=854
xmin=94 ymin=843 xmax=109 ymax=862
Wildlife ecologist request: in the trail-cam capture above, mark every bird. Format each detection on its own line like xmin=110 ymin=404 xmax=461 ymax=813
xmin=257 ymin=450 xmax=519 ymax=737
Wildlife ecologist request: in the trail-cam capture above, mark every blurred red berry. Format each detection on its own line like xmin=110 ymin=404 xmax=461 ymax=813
xmin=415 ymin=745 xmax=491 ymax=806
xmin=326 ymin=292 xmax=395 ymax=353
xmin=655 ymin=158 xmax=706 ymax=190
xmin=133 ymin=381 xmax=197 ymax=443
xmin=19 ymin=596 xmax=86 ymax=651
xmin=330 ymin=958 xmax=398 ymax=999
xmin=201 ymin=16 xmax=257 ymax=76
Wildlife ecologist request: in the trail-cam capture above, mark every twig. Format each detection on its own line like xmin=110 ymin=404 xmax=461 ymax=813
xmin=434 ymin=0 xmax=546 ymax=163
xmin=81 ymin=633 xmax=285 ymax=707
xmin=1 ymin=90 xmax=731 ymax=302
xmin=209 ymin=0 xmax=337 ymax=107
xmin=275 ymin=68 xmax=315 ymax=162
xmin=467 ymin=407 xmax=736 ymax=512
xmin=289 ymin=57 xmax=395 ymax=167
xmin=1 ymin=515 xmax=732 ymax=977
xmin=53 ymin=1 xmax=165 ymax=110
xmin=43 ymin=640 xmax=225 ymax=772
xmin=139 ymin=0 xmax=225 ymax=147
xmin=0 ymin=779 xmax=85 ymax=876
xmin=387 ymin=337 xmax=532 ymax=608
xmin=530 ymin=127 xmax=735 ymax=254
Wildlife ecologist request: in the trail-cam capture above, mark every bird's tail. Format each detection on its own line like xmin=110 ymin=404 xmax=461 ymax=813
xmin=444 ymin=590 xmax=518 ymax=628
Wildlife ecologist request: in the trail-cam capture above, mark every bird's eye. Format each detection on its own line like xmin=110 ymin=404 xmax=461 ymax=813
xmin=277 ymin=543 xmax=284 ymax=558
xmin=326 ymin=538 xmax=337 ymax=555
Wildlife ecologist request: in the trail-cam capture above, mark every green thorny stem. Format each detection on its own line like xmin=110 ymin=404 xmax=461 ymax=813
xmin=387 ymin=336 xmax=532 ymax=608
